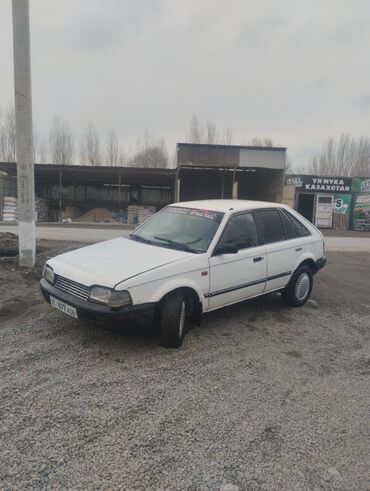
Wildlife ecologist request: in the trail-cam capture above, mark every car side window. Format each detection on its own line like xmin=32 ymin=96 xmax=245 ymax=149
xmin=255 ymin=209 xmax=285 ymax=244
xmin=282 ymin=210 xmax=311 ymax=237
xmin=219 ymin=213 xmax=258 ymax=250
xmin=279 ymin=210 xmax=298 ymax=239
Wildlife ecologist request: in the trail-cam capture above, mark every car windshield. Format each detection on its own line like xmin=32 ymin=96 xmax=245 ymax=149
xmin=130 ymin=206 xmax=224 ymax=253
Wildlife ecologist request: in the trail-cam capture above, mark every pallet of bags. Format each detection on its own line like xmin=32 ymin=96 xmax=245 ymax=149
xmin=2 ymin=196 xmax=18 ymax=222
xmin=127 ymin=204 xmax=139 ymax=224
xmin=137 ymin=205 xmax=156 ymax=224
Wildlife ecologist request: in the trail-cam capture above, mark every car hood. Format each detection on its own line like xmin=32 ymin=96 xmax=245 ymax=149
xmin=47 ymin=237 xmax=191 ymax=288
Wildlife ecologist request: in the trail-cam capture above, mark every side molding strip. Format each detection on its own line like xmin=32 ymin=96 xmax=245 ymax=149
xmin=205 ymin=271 xmax=291 ymax=298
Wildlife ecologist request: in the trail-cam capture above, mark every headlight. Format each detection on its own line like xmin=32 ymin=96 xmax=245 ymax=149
xmin=43 ymin=264 xmax=55 ymax=284
xmin=89 ymin=286 xmax=132 ymax=308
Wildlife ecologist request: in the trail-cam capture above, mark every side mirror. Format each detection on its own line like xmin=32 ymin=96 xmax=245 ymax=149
xmin=214 ymin=243 xmax=239 ymax=255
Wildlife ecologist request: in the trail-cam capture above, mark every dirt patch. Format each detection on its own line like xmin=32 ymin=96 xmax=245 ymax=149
xmin=73 ymin=208 xmax=117 ymax=223
xmin=0 ymin=239 xmax=86 ymax=322
xmin=0 ymin=232 xmax=18 ymax=256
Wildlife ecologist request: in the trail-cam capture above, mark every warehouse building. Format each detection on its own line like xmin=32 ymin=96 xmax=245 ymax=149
xmin=0 ymin=142 xmax=287 ymax=223
xmin=176 ymin=143 xmax=286 ymax=203
xmin=0 ymin=163 xmax=175 ymax=224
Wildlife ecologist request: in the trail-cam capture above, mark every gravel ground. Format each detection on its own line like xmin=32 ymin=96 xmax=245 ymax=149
xmin=0 ymin=243 xmax=369 ymax=491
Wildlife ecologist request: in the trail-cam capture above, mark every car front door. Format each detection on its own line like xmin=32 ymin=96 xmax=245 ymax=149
xmin=207 ymin=212 xmax=267 ymax=310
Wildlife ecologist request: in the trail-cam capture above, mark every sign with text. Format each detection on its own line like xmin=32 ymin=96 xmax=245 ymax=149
xmin=351 ymin=178 xmax=370 ymax=194
xmin=333 ymin=193 xmax=352 ymax=217
xmin=285 ymin=175 xmax=351 ymax=193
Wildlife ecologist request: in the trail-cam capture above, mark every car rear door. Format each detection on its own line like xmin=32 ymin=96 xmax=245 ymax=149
xmin=254 ymin=209 xmax=302 ymax=292
xmin=207 ymin=212 xmax=267 ymax=310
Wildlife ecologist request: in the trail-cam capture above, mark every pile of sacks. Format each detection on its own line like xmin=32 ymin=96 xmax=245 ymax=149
xmin=127 ymin=205 xmax=156 ymax=224
xmin=137 ymin=206 xmax=156 ymax=224
xmin=2 ymin=196 xmax=17 ymax=222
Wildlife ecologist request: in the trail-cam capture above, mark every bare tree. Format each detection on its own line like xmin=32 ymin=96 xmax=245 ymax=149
xmin=0 ymin=105 xmax=6 ymax=161
xmin=38 ymin=135 xmax=49 ymax=164
xmin=80 ymin=122 xmax=100 ymax=165
xmin=187 ymin=115 xmax=203 ymax=143
xmin=285 ymin=155 xmax=293 ymax=173
xmin=105 ymin=129 xmax=118 ymax=166
xmin=1 ymin=105 xmax=16 ymax=161
xmin=6 ymin=105 xmax=16 ymax=161
xmin=206 ymin=121 xmax=218 ymax=144
xmin=118 ymin=149 xmax=127 ymax=166
xmin=355 ymin=136 xmax=370 ymax=176
xmin=221 ymin=127 xmax=233 ymax=145
xmin=49 ymin=117 xmax=74 ymax=165
xmin=33 ymin=126 xmax=39 ymax=162
xmin=306 ymin=134 xmax=370 ymax=177
xmin=187 ymin=115 xmax=234 ymax=145
xmin=249 ymin=137 xmax=273 ymax=147
xmin=128 ymin=133 xmax=168 ymax=168
xmin=168 ymin=151 xmax=177 ymax=169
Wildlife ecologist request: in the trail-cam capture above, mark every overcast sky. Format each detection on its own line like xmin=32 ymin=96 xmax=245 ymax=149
xmin=1 ymin=0 xmax=370 ymax=166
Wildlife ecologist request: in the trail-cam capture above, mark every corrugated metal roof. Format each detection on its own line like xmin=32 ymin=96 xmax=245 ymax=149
xmin=0 ymin=162 xmax=176 ymax=186
xmin=176 ymin=142 xmax=287 ymax=151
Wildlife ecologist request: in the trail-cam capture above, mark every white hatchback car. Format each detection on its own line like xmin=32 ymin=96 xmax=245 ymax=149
xmin=41 ymin=200 xmax=326 ymax=348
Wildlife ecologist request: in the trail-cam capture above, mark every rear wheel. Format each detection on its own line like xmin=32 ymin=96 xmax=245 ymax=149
xmin=159 ymin=290 xmax=188 ymax=348
xmin=282 ymin=265 xmax=313 ymax=307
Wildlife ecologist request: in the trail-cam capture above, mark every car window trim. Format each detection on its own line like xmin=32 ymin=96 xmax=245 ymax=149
xmin=278 ymin=209 xmax=299 ymax=240
xmin=211 ymin=210 xmax=262 ymax=256
xmin=280 ymin=208 xmax=312 ymax=237
xmin=211 ymin=206 xmax=312 ymax=254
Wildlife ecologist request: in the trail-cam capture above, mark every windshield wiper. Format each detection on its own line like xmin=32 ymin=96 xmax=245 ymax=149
xmin=129 ymin=233 xmax=152 ymax=245
xmin=154 ymin=236 xmax=199 ymax=253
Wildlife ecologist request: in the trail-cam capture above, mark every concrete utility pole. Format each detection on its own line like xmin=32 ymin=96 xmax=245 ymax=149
xmin=12 ymin=0 xmax=36 ymax=267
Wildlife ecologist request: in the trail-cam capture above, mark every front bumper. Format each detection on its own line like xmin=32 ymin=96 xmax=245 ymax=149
xmin=40 ymin=278 xmax=156 ymax=326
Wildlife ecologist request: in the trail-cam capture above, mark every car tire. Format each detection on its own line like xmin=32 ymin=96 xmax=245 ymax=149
xmin=282 ymin=265 xmax=313 ymax=307
xmin=159 ymin=290 xmax=188 ymax=348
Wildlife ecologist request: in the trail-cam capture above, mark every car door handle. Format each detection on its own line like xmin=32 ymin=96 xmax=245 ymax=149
xmin=295 ymin=247 xmax=302 ymax=252
xmin=253 ymin=256 xmax=264 ymax=262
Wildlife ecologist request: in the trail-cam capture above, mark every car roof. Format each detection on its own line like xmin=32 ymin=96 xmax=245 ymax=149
xmin=170 ymin=199 xmax=288 ymax=213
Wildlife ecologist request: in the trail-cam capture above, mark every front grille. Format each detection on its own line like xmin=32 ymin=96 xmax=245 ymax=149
xmin=54 ymin=274 xmax=90 ymax=301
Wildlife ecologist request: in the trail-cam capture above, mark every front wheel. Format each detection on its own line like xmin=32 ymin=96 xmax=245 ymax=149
xmin=282 ymin=265 xmax=313 ymax=307
xmin=158 ymin=291 xmax=188 ymax=348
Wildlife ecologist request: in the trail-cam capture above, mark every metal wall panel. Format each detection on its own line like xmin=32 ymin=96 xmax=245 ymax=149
xmin=239 ymin=148 xmax=286 ymax=169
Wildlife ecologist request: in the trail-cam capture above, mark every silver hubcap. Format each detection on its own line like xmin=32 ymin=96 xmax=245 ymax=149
xmin=295 ymin=272 xmax=310 ymax=301
xmin=178 ymin=301 xmax=186 ymax=338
